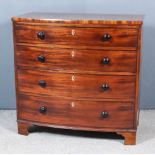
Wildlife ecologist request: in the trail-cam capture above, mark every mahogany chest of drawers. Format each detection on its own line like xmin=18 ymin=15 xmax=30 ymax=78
xmin=12 ymin=13 xmax=143 ymax=145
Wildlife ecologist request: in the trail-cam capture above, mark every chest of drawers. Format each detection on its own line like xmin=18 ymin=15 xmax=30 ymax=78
xmin=12 ymin=13 xmax=143 ymax=145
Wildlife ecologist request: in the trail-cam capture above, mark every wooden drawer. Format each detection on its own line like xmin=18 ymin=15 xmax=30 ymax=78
xmin=18 ymin=94 xmax=134 ymax=129
xmin=16 ymin=46 xmax=137 ymax=73
xmin=15 ymin=25 xmax=138 ymax=49
xmin=17 ymin=70 xmax=136 ymax=100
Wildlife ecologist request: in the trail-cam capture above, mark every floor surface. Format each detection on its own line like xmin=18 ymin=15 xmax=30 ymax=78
xmin=0 ymin=110 xmax=155 ymax=154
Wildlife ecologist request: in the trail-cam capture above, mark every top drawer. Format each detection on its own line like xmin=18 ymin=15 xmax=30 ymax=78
xmin=14 ymin=24 xmax=138 ymax=50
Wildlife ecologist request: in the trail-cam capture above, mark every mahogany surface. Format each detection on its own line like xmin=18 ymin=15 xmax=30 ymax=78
xmin=18 ymin=94 xmax=134 ymax=129
xmin=17 ymin=69 xmax=136 ymax=100
xmin=16 ymin=46 xmax=137 ymax=73
xmin=14 ymin=25 xmax=138 ymax=49
xmin=12 ymin=12 xmax=143 ymax=145
xmin=12 ymin=12 xmax=143 ymax=25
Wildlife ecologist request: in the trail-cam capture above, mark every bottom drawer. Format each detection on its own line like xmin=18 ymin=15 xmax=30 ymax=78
xmin=18 ymin=94 xmax=134 ymax=129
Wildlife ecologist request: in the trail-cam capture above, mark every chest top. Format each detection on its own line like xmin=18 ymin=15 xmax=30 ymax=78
xmin=12 ymin=12 xmax=143 ymax=26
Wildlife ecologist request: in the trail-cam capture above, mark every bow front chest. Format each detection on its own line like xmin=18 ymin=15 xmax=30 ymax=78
xmin=12 ymin=13 xmax=143 ymax=145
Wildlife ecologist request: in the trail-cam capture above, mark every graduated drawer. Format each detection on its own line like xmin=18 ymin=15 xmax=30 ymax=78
xmin=16 ymin=46 xmax=137 ymax=73
xmin=17 ymin=70 xmax=136 ymax=100
xmin=18 ymin=94 xmax=134 ymax=129
xmin=15 ymin=24 xmax=138 ymax=50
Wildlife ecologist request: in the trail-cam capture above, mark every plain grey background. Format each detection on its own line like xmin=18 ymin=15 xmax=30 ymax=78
xmin=0 ymin=0 xmax=154 ymax=109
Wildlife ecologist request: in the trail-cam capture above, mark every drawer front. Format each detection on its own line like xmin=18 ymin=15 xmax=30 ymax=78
xmin=16 ymin=46 xmax=137 ymax=73
xmin=15 ymin=25 xmax=138 ymax=49
xmin=17 ymin=70 xmax=136 ymax=100
xmin=18 ymin=94 xmax=134 ymax=129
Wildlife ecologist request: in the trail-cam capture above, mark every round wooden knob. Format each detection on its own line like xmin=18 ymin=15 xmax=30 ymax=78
xmin=39 ymin=106 xmax=47 ymax=114
xmin=38 ymin=55 xmax=45 ymax=63
xmin=102 ymin=33 xmax=112 ymax=41
xmin=38 ymin=80 xmax=46 ymax=88
xmin=101 ymin=84 xmax=109 ymax=91
xmin=101 ymin=111 xmax=109 ymax=118
xmin=102 ymin=57 xmax=110 ymax=65
xmin=37 ymin=32 xmax=45 ymax=40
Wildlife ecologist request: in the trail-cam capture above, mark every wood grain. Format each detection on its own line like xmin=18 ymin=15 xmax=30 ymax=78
xmin=14 ymin=25 xmax=138 ymax=50
xmin=16 ymin=45 xmax=137 ymax=73
xmin=117 ymin=131 xmax=136 ymax=145
xmin=17 ymin=69 xmax=136 ymax=100
xmin=17 ymin=121 xmax=33 ymax=135
xmin=12 ymin=12 xmax=143 ymax=26
xmin=12 ymin=12 xmax=143 ymax=144
xmin=18 ymin=94 xmax=134 ymax=129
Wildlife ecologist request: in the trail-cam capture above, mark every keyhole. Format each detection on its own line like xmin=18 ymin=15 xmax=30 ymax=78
xmin=71 ymin=50 xmax=75 ymax=58
xmin=71 ymin=29 xmax=76 ymax=36
xmin=71 ymin=75 xmax=75 ymax=81
xmin=71 ymin=102 xmax=75 ymax=108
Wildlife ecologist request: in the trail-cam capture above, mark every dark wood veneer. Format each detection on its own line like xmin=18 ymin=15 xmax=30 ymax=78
xmin=17 ymin=69 xmax=136 ymax=100
xmin=12 ymin=12 xmax=143 ymax=145
xmin=18 ymin=94 xmax=134 ymax=129
xmin=15 ymin=25 xmax=138 ymax=49
xmin=16 ymin=45 xmax=137 ymax=73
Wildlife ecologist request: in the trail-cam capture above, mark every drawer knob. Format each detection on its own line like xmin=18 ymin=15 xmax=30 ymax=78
xmin=38 ymin=80 xmax=46 ymax=88
xmin=102 ymin=57 xmax=110 ymax=65
xmin=38 ymin=55 xmax=45 ymax=63
xmin=37 ymin=32 xmax=45 ymax=40
xmin=101 ymin=84 xmax=109 ymax=91
xmin=101 ymin=111 xmax=109 ymax=118
xmin=102 ymin=33 xmax=112 ymax=41
xmin=39 ymin=106 xmax=47 ymax=114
